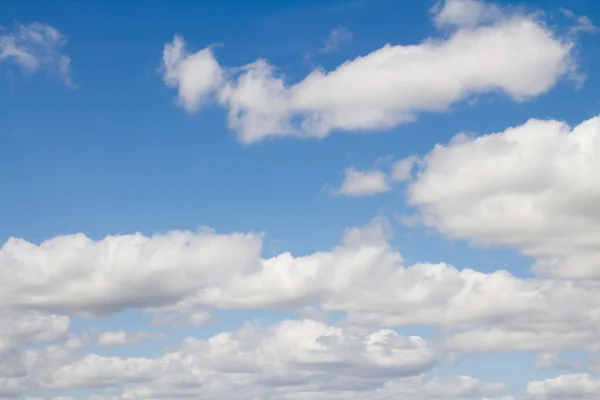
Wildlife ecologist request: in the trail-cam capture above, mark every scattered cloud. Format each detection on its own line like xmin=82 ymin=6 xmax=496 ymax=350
xmin=321 ymin=27 xmax=354 ymax=53
xmin=0 ymin=22 xmax=76 ymax=87
xmin=2 ymin=218 xmax=600 ymax=397
xmin=3 ymin=1 xmax=600 ymax=399
xmin=14 ymin=318 xmax=510 ymax=400
xmin=5 ymin=219 xmax=600 ymax=356
xmin=337 ymin=167 xmax=391 ymax=197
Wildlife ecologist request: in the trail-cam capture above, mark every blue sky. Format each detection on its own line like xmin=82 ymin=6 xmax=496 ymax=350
xmin=2 ymin=0 xmax=600 ymax=399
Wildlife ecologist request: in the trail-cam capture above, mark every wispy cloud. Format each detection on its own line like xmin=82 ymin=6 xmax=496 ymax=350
xmin=0 ymin=22 xmax=76 ymax=88
xmin=321 ymin=26 xmax=354 ymax=53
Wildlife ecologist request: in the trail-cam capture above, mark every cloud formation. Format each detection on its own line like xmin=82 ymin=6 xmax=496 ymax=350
xmin=4 ymin=219 xmax=600 ymax=356
xmin=161 ymin=0 xmax=579 ymax=143
xmin=321 ymin=27 xmax=354 ymax=53
xmin=408 ymin=114 xmax=600 ymax=278
xmin=0 ymin=22 xmax=75 ymax=87
xmin=2 ymin=218 xmax=600 ymax=398
xmin=97 ymin=330 xmax=164 ymax=347
xmin=336 ymin=167 xmax=391 ymax=197
xmin=8 ymin=317 xmax=515 ymax=400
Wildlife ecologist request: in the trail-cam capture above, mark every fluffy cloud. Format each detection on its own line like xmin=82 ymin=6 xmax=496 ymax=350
xmin=162 ymin=37 xmax=222 ymax=112
xmin=0 ymin=229 xmax=262 ymax=316
xmin=336 ymin=167 xmax=391 ymax=197
xmin=0 ymin=22 xmax=75 ymax=87
xmin=0 ymin=311 xmax=69 ymax=354
xmin=3 ymin=223 xmax=600 ymax=397
xmin=161 ymin=0 xmax=578 ymax=143
xmin=28 ymin=319 xmax=510 ymax=400
xmin=408 ymin=114 xmax=600 ymax=278
xmin=0 ymin=312 xmax=72 ymax=399
xmin=526 ymin=374 xmax=600 ymax=399
xmin=4 ymin=220 xmax=600 ymax=355
xmin=433 ymin=0 xmax=503 ymax=28
xmin=96 ymin=330 xmax=164 ymax=347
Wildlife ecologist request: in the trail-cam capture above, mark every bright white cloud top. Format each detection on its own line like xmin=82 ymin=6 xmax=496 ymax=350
xmin=408 ymin=115 xmax=600 ymax=279
xmin=3 ymin=0 xmax=600 ymax=399
xmin=161 ymin=0 xmax=578 ymax=143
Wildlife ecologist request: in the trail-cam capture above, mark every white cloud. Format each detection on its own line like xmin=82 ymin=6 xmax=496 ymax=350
xmin=432 ymin=0 xmax=503 ymax=29
xmin=2 ymin=221 xmax=600 ymax=397
xmin=408 ymin=114 xmax=600 ymax=278
xmin=4 ymin=220 xmax=600 ymax=355
xmin=35 ymin=354 xmax=159 ymax=389
xmin=533 ymin=352 xmax=581 ymax=370
xmin=28 ymin=319 xmax=511 ymax=400
xmin=161 ymin=0 xmax=579 ymax=143
xmin=97 ymin=330 xmax=164 ymax=347
xmin=0 ymin=229 xmax=262 ymax=316
xmin=337 ymin=167 xmax=391 ymax=197
xmin=321 ymin=27 xmax=354 ymax=53
xmin=162 ymin=36 xmax=223 ymax=112
xmin=392 ymin=155 xmax=420 ymax=182
xmin=0 ymin=22 xmax=75 ymax=87
xmin=526 ymin=374 xmax=600 ymax=399
xmin=0 ymin=311 xmax=69 ymax=354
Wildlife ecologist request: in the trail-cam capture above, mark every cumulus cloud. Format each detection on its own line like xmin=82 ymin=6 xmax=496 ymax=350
xmin=0 ymin=229 xmax=262 ymax=316
xmin=162 ymin=36 xmax=222 ymax=112
xmin=0 ymin=311 xmax=69 ymax=354
xmin=97 ymin=330 xmax=164 ymax=347
xmin=337 ymin=167 xmax=391 ymax=197
xmin=161 ymin=0 xmax=579 ymax=143
xmin=526 ymin=373 xmax=600 ymax=399
xmin=432 ymin=0 xmax=503 ymax=28
xmin=3 ymin=222 xmax=600 ymax=397
xmin=0 ymin=313 xmax=76 ymax=399
xmin=0 ymin=22 xmax=75 ymax=87
xmin=408 ymin=114 xmax=600 ymax=278
xmin=4 ymin=219 xmax=600 ymax=355
xmin=27 ymin=319 xmax=511 ymax=400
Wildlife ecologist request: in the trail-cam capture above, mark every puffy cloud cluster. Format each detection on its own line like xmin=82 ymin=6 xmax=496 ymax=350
xmin=0 ymin=229 xmax=262 ymax=316
xmin=526 ymin=374 xmax=600 ymax=399
xmin=0 ymin=311 xmax=70 ymax=398
xmin=333 ymin=112 xmax=600 ymax=279
xmin=11 ymin=318 xmax=515 ymax=400
xmin=0 ymin=22 xmax=75 ymax=87
xmin=161 ymin=0 xmax=578 ymax=143
xmin=407 ymin=114 xmax=600 ymax=279
xmin=4 ymin=219 xmax=600 ymax=354
xmin=3 ymin=216 xmax=600 ymax=397
xmin=336 ymin=167 xmax=391 ymax=197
